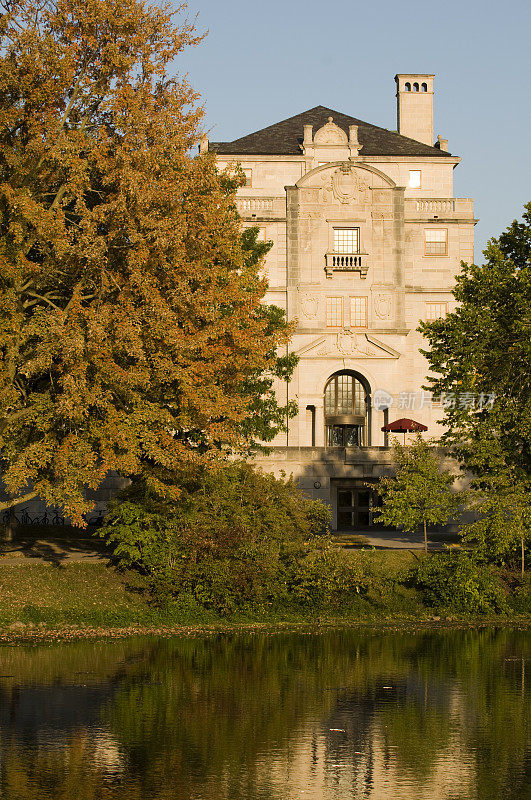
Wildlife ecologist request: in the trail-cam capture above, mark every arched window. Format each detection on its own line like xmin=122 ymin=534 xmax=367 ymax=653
xmin=324 ymin=371 xmax=371 ymax=447
xmin=413 ymin=82 xmax=419 ymax=92
xmin=421 ymin=82 xmax=428 ymax=92
xmin=405 ymin=82 xmax=411 ymax=92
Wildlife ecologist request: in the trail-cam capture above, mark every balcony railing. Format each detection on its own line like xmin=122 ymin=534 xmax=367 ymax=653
xmin=325 ymin=252 xmax=368 ymax=278
xmin=236 ymin=197 xmax=274 ymax=214
xmin=405 ymin=198 xmax=474 ymax=217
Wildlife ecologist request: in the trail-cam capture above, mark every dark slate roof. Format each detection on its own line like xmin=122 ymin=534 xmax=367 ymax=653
xmin=210 ymin=105 xmax=453 ymax=158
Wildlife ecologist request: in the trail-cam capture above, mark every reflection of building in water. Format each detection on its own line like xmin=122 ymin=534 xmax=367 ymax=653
xmin=252 ymin=693 xmax=476 ymax=799
xmin=207 ymin=74 xmax=475 ymax=530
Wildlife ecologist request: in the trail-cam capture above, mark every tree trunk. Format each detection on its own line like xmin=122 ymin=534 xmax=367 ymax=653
xmin=423 ymin=520 xmax=428 ymax=555
xmin=4 ymin=507 xmax=16 ymax=543
xmin=522 ymin=535 xmax=525 ymax=577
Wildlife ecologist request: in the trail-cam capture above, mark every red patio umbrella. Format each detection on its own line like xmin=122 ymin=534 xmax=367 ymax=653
xmin=381 ymin=418 xmax=428 ymax=445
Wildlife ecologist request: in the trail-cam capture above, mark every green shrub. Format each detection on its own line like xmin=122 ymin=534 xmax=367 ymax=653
xmin=413 ymin=551 xmax=509 ymax=614
xmin=100 ymin=462 xmax=350 ymax=614
xmin=506 ymin=574 xmax=531 ymax=614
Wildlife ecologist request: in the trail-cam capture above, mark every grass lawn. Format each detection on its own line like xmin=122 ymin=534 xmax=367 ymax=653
xmin=0 ymin=550 xmax=526 ymax=635
xmin=0 ymin=550 xmax=425 ymax=630
xmin=0 ymin=562 xmax=152 ymax=626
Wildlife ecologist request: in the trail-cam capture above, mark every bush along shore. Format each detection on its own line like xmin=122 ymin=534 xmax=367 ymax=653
xmin=0 ymin=463 xmax=529 ymax=641
xmin=0 ymin=550 xmax=529 ymax=643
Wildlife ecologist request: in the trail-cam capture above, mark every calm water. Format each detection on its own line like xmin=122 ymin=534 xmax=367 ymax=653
xmin=0 ymin=627 xmax=529 ymax=800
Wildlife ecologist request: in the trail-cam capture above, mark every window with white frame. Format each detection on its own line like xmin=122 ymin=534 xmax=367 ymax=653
xmin=409 ymin=170 xmax=421 ymax=188
xmin=243 ymin=168 xmax=252 ymax=187
xmin=350 ymin=296 xmax=367 ymax=327
xmin=425 ymin=302 xmax=448 ymax=321
xmin=425 ymin=228 xmax=448 ymax=255
xmin=334 ymin=227 xmax=359 ymax=254
xmin=326 ymin=297 xmax=343 ymax=327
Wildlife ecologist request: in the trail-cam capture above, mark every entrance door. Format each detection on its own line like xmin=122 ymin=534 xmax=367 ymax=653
xmin=336 ymin=488 xmax=381 ymax=530
xmin=327 ymin=425 xmax=362 ymax=447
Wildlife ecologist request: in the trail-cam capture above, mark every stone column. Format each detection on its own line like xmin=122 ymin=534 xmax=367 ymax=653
xmin=315 ymin=403 xmax=325 ymax=447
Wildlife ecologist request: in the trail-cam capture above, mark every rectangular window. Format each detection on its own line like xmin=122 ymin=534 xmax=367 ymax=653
xmin=409 ymin=170 xmax=421 ymax=188
xmin=326 ymin=297 xmax=343 ymax=327
xmin=350 ymin=296 xmax=367 ymax=327
xmin=334 ymin=228 xmax=359 ymax=254
xmin=243 ymin=168 xmax=252 ymax=187
xmin=425 ymin=228 xmax=448 ymax=255
xmin=425 ymin=302 xmax=448 ymax=321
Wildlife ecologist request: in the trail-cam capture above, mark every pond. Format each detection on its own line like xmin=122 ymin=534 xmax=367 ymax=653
xmin=0 ymin=627 xmax=528 ymax=799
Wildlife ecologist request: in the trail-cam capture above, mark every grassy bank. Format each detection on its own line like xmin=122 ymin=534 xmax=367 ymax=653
xmin=0 ymin=550 xmax=529 ymax=642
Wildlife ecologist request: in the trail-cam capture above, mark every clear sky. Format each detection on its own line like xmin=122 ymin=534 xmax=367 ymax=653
xmin=176 ymin=0 xmax=530 ymax=259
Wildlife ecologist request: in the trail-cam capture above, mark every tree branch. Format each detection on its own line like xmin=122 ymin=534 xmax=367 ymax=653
xmin=0 ymin=491 xmax=39 ymax=512
xmin=24 ymin=291 xmax=62 ymax=310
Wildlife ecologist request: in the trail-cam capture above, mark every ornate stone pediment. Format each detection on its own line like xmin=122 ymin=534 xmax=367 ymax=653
xmin=313 ymin=117 xmax=348 ymax=145
xmin=295 ymin=333 xmax=400 ymax=359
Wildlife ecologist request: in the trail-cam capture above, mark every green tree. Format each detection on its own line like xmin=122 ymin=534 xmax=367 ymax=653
xmin=460 ymin=442 xmax=531 ymax=575
xmin=0 ymin=0 xmax=295 ymax=524
xmin=420 ymin=202 xmax=531 ymax=478
xmin=375 ymin=435 xmax=461 ymax=554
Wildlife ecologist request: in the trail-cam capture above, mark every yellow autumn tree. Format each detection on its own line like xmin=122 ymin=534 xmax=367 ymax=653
xmin=0 ymin=0 xmax=294 ymax=523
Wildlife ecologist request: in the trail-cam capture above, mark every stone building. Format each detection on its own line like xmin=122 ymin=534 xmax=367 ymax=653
xmin=206 ymin=74 xmax=476 ymax=530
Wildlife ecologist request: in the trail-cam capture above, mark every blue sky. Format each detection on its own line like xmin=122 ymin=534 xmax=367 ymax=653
xmin=176 ymin=0 xmax=530 ymax=258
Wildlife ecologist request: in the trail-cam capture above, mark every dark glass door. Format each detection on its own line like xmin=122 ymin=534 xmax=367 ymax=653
xmin=327 ymin=425 xmax=362 ymax=447
xmin=336 ymin=488 xmax=379 ymax=529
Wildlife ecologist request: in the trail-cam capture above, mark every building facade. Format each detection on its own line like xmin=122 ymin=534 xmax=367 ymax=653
xmin=207 ymin=74 xmax=475 ymax=530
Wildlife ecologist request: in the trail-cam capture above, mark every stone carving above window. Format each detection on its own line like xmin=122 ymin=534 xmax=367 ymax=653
xmin=335 ymin=330 xmax=373 ymax=356
xmin=321 ymin=164 xmax=370 ymax=205
xmin=295 ymin=333 xmax=400 ymax=359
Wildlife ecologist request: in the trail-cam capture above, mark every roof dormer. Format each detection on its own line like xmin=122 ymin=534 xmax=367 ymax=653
xmin=302 ymin=117 xmax=363 ymax=162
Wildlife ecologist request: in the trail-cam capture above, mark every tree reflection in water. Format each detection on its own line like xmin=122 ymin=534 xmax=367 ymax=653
xmin=0 ymin=628 xmax=528 ymax=799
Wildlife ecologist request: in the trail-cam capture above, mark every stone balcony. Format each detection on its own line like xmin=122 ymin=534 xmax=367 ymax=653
xmin=235 ymin=196 xmax=285 ymax=219
xmin=404 ymin=197 xmax=475 ymax=220
xmin=324 ymin=252 xmax=369 ymax=278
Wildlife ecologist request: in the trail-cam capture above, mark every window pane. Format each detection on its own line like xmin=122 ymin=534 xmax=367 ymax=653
xmin=425 ymin=302 xmax=448 ymax=321
xmin=337 ymin=375 xmax=350 ymax=414
xmin=425 ymin=229 xmax=447 ymax=255
xmin=344 ymin=427 xmax=359 ymax=446
xmin=326 ymin=297 xmax=343 ymax=327
xmin=330 ymin=426 xmax=343 ymax=447
xmin=409 ymin=170 xmax=421 ymax=188
xmin=357 ymin=490 xmax=371 ymax=507
xmin=425 ymin=229 xmax=447 ymax=242
xmin=350 ymin=297 xmax=367 ymax=327
xmin=324 ymin=381 xmax=335 ymax=414
xmin=338 ymin=491 xmax=352 ymax=507
xmin=354 ymin=381 xmax=365 ymax=415
xmin=334 ymin=228 xmax=359 ymax=253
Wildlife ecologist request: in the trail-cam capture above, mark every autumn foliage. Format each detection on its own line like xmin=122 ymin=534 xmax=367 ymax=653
xmin=0 ymin=0 xmax=293 ymax=522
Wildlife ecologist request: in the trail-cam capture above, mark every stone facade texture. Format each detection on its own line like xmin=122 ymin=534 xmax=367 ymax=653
xmin=211 ymin=74 xmax=476 ymax=530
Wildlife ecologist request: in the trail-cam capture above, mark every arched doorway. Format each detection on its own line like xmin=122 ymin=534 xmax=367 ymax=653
xmin=324 ymin=370 xmax=371 ymax=447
